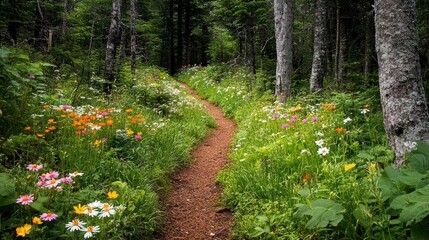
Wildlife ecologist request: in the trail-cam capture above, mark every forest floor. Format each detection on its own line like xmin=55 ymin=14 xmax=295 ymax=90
xmin=156 ymin=83 xmax=236 ymax=240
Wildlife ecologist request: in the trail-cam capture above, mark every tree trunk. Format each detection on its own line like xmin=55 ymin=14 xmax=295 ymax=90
xmin=375 ymin=0 xmax=429 ymax=161
xmin=274 ymin=0 xmax=294 ymax=103
xmin=310 ymin=0 xmax=328 ymax=92
xmin=177 ymin=0 xmax=183 ymax=69
xmin=130 ymin=0 xmax=137 ymax=74
xmin=118 ymin=26 xmax=126 ymax=68
xmin=62 ymin=0 xmax=67 ymax=38
xmin=184 ymin=0 xmax=191 ymax=66
xmin=363 ymin=9 xmax=374 ymax=81
xmin=201 ymin=23 xmax=208 ymax=66
xmin=104 ymin=0 xmax=122 ymax=95
xmin=168 ymin=0 xmax=176 ymax=75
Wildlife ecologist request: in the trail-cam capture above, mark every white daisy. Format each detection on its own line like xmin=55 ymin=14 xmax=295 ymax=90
xmin=317 ymin=147 xmax=330 ymax=156
xmin=65 ymin=218 xmax=85 ymax=232
xmin=81 ymin=225 xmax=100 ymax=239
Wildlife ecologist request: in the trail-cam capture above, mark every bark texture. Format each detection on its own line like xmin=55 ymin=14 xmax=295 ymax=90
xmin=130 ymin=0 xmax=137 ymax=74
xmin=104 ymin=0 xmax=122 ymax=95
xmin=310 ymin=0 xmax=327 ymax=92
xmin=375 ymin=0 xmax=429 ymax=160
xmin=274 ymin=0 xmax=293 ymax=103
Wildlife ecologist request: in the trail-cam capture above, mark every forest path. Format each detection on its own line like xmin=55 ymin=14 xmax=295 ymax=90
xmin=156 ymin=83 xmax=235 ymax=240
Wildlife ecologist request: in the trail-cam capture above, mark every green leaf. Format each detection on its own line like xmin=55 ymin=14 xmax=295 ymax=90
xmin=30 ymin=196 xmax=49 ymax=213
xmin=390 ymin=184 xmax=429 ymax=225
xmin=353 ymin=204 xmax=372 ymax=227
xmin=295 ymin=199 xmax=345 ymax=229
xmin=397 ymin=169 xmax=424 ymax=187
xmin=378 ymin=166 xmax=401 ymax=201
xmin=0 ymin=48 xmax=11 ymax=58
xmin=0 ymin=173 xmax=16 ymax=198
xmin=407 ymin=142 xmax=429 ymax=174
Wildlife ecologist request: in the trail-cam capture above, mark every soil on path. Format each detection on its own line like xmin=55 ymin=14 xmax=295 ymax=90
xmin=156 ymin=83 xmax=235 ymax=240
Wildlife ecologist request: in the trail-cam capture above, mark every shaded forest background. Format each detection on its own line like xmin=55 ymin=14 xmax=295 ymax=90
xmin=1 ymin=0 xmax=428 ymax=93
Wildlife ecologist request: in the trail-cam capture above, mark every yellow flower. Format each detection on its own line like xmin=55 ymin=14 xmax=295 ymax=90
xmin=126 ymin=129 xmax=134 ymax=135
xmin=344 ymin=163 xmax=356 ymax=171
xmin=125 ymin=109 xmax=133 ymax=113
xmin=32 ymin=217 xmax=43 ymax=225
xmin=107 ymin=191 xmax=119 ymax=199
xmin=16 ymin=224 xmax=31 ymax=237
xmin=94 ymin=140 xmax=102 ymax=147
xmin=73 ymin=204 xmax=86 ymax=214
xmin=369 ymin=163 xmax=377 ymax=173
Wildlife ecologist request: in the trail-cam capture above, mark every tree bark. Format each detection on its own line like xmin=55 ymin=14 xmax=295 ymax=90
xmin=130 ymin=0 xmax=137 ymax=74
xmin=274 ymin=0 xmax=294 ymax=103
xmin=177 ymin=0 xmax=183 ymax=69
xmin=375 ymin=0 xmax=429 ymax=161
xmin=168 ymin=0 xmax=176 ymax=75
xmin=62 ymin=0 xmax=67 ymax=38
xmin=310 ymin=0 xmax=328 ymax=92
xmin=363 ymin=9 xmax=374 ymax=81
xmin=104 ymin=0 xmax=122 ymax=95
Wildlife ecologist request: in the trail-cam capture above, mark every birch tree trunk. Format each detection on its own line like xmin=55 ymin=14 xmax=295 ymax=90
xmin=130 ymin=0 xmax=137 ymax=74
xmin=274 ymin=0 xmax=293 ymax=103
xmin=375 ymin=0 xmax=429 ymax=161
xmin=310 ymin=0 xmax=327 ymax=92
xmin=104 ymin=0 xmax=122 ymax=95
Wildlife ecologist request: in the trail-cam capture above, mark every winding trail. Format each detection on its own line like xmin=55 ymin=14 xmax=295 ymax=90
xmin=156 ymin=83 xmax=235 ymax=240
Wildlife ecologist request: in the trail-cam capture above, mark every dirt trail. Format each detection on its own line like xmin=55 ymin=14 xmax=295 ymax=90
xmin=156 ymin=83 xmax=235 ymax=240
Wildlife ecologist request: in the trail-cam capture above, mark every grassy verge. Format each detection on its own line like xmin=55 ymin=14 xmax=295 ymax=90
xmin=179 ymin=65 xmax=429 ymax=239
xmin=0 ymin=66 xmax=215 ymax=239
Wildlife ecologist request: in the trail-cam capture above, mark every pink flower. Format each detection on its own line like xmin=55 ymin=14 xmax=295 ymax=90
xmin=101 ymin=112 xmax=108 ymax=117
xmin=281 ymin=124 xmax=288 ymax=129
xmin=135 ymin=135 xmax=142 ymax=140
xmin=283 ymin=113 xmax=289 ymax=118
xmin=40 ymin=211 xmax=57 ymax=221
xmin=46 ymin=171 xmax=59 ymax=179
xmin=47 ymin=179 xmax=60 ymax=188
xmin=302 ymin=118 xmax=308 ymax=123
xmin=27 ymin=164 xmax=43 ymax=171
xmin=16 ymin=194 xmax=34 ymax=205
xmin=289 ymin=118 xmax=296 ymax=123
xmin=62 ymin=105 xmax=70 ymax=109
xmin=60 ymin=177 xmax=74 ymax=184
xmin=272 ymin=114 xmax=279 ymax=120
xmin=312 ymin=116 xmax=318 ymax=121
xmin=37 ymin=180 xmax=48 ymax=188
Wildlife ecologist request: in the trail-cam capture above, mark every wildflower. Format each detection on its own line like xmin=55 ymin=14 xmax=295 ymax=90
xmin=88 ymin=200 xmax=103 ymax=208
xmin=69 ymin=171 xmax=84 ymax=177
xmin=281 ymin=124 xmax=288 ymax=129
xmin=27 ymin=163 xmax=43 ymax=171
xmin=48 ymin=119 xmax=56 ymax=124
xmin=65 ymin=218 xmax=85 ymax=232
xmin=125 ymin=108 xmax=133 ymax=113
xmin=317 ymin=147 xmax=329 ymax=156
xmin=47 ymin=179 xmax=60 ymax=188
xmin=336 ymin=127 xmax=344 ymax=133
xmin=343 ymin=117 xmax=352 ymax=124
xmin=107 ymin=191 xmax=119 ymax=199
xmin=272 ymin=114 xmax=279 ymax=120
xmin=46 ymin=171 xmax=59 ymax=179
xmin=73 ymin=204 xmax=86 ymax=215
xmin=126 ymin=129 xmax=134 ymax=135
xmin=302 ymin=173 xmax=313 ymax=183
xmin=106 ymin=118 xmax=114 ymax=126
xmin=60 ymin=177 xmax=73 ymax=184
xmin=369 ymin=163 xmax=377 ymax=173
xmin=316 ymin=132 xmax=324 ymax=136
xmin=99 ymin=203 xmax=116 ymax=218
xmin=16 ymin=224 xmax=31 ymax=237
xmin=32 ymin=217 xmax=43 ymax=225
xmin=56 ymin=186 xmax=63 ymax=192
xmin=312 ymin=116 xmax=318 ymax=121
xmin=37 ymin=180 xmax=48 ymax=188
xmin=93 ymin=140 xmax=102 ymax=147
xmin=40 ymin=211 xmax=57 ymax=221
xmin=301 ymin=149 xmax=310 ymax=154
xmin=84 ymin=206 xmax=99 ymax=217
xmin=361 ymin=109 xmax=370 ymax=114
xmin=302 ymin=118 xmax=308 ymax=123
xmin=16 ymin=194 xmax=34 ymax=205
xmin=36 ymin=133 xmax=43 ymax=138
xmin=364 ymin=104 xmax=370 ymax=109
xmin=344 ymin=163 xmax=356 ymax=171
xmin=44 ymin=129 xmax=50 ymax=133
xmin=24 ymin=126 xmax=31 ymax=131
xmin=315 ymin=139 xmax=324 ymax=147
xmin=81 ymin=225 xmax=100 ymax=239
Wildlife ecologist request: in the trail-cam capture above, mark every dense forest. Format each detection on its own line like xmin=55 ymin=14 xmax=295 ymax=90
xmin=2 ymin=0 xmax=429 ymax=239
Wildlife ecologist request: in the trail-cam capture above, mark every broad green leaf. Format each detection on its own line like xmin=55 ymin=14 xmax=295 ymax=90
xmin=391 ymin=184 xmax=429 ymax=225
xmin=378 ymin=166 xmax=401 ymax=201
xmin=0 ymin=196 xmax=16 ymax=207
xmin=353 ymin=204 xmax=372 ymax=227
xmin=357 ymin=151 xmax=374 ymax=161
xmin=407 ymin=142 xmax=429 ymax=174
xmin=397 ymin=169 xmax=424 ymax=187
xmin=30 ymin=196 xmax=49 ymax=213
xmin=0 ymin=173 xmax=16 ymax=197
xmin=299 ymin=199 xmax=345 ymax=229
xmin=0 ymin=48 xmax=10 ymax=58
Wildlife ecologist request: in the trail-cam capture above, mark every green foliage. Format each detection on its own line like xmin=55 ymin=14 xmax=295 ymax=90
xmin=0 ymin=173 xmax=16 ymax=207
xmin=294 ymin=199 xmax=345 ymax=229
